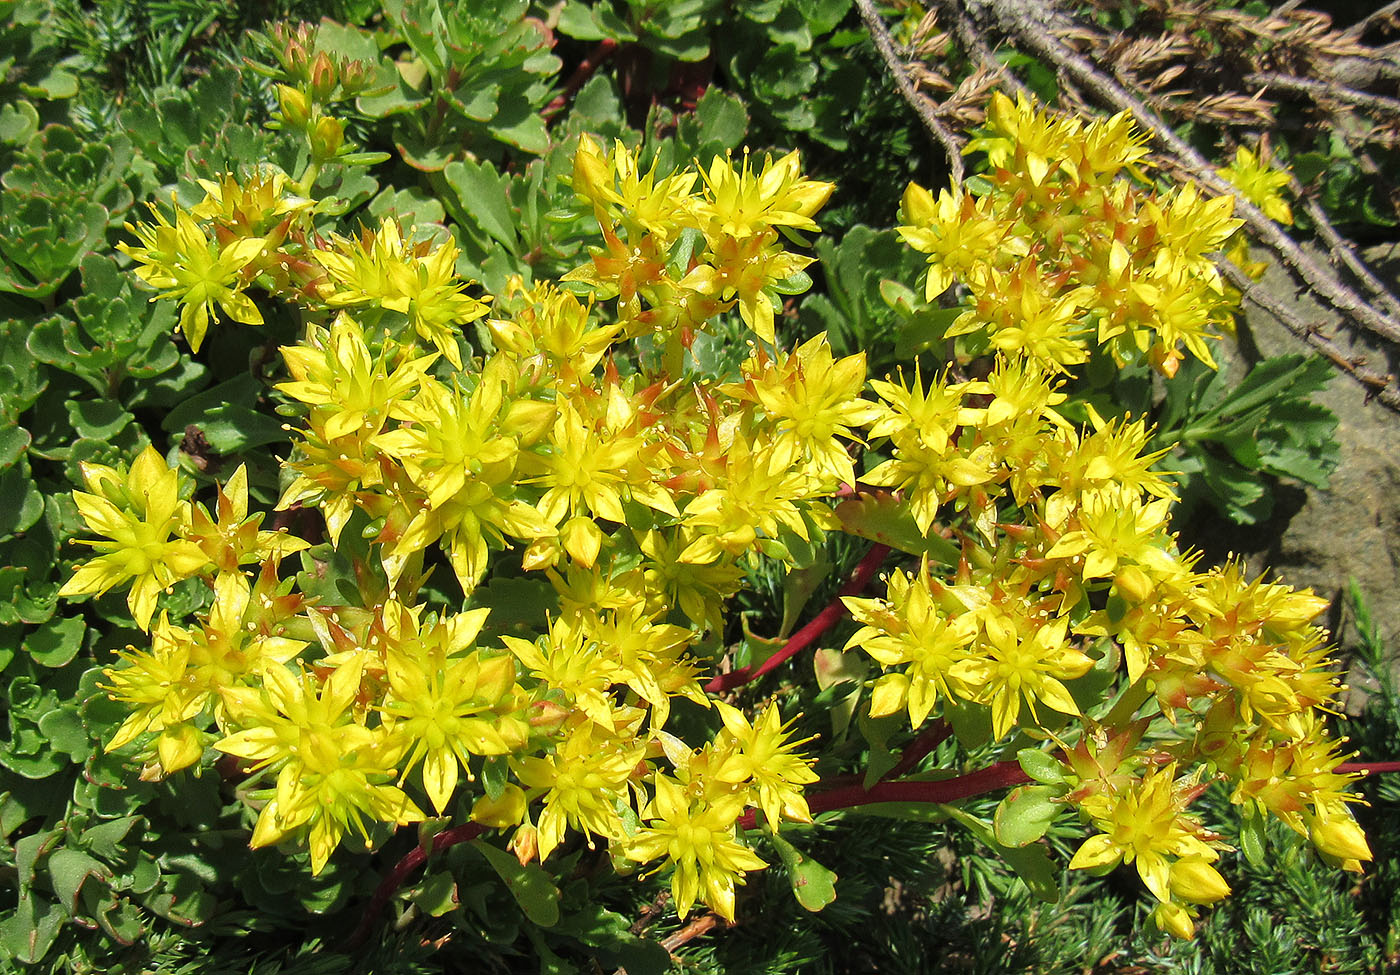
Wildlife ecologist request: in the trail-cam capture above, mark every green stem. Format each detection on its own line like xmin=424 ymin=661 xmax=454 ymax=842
xmin=1178 ymin=424 xmax=1224 ymax=443
xmin=294 ymin=160 xmax=322 ymax=198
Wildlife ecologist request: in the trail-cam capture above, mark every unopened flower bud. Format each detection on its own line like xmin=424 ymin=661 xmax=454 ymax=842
xmin=901 ymin=182 xmax=939 ymax=226
xmin=1168 ymin=856 xmax=1230 ymax=904
xmin=156 ymin=723 xmax=203 ymax=775
xmin=77 ymin=460 xmax=128 ymax=507
xmin=510 ymin=824 xmax=539 ymax=865
xmin=572 ymin=134 xmax=610 ymax=202
xmin=527 ymin=699 xmax=569 ymax=733
xmin=1311 ymin=815 xmax=1372 ymax=863
xmin=521 ymin=535 xmax=560 ymax=572
xmin=1113 ymin=564 xmax=1153 ymax=603
xmin=1151 ymin=900 xmax=1195 ymax=940
xmin=561 ymin=515 xmax=602 ymax=568
xmin=309 ymin=116 xmax=345 ymax=160
xmin=282 ymin=38 xmax=308 ymax=76
xmin=1149 ymin=345 xmax=1182 ymax=379
xmin=339 ymin=59 xmax=370 ymax=95
xmin=275 ymin=22 xmax=316 ymax=73
xmin=487 ymin=317 xmax=530 ymax=356
xmin=502 ymin=397 xmax=555 ymax=445
xmin=277 ymin=85 xmax=311 ymax=129
xmin=308 ymin=51 xmax=337 ymax=102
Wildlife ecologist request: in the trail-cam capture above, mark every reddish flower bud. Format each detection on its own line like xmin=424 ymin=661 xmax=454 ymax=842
xmin=308 ymin=51 xmax=337 ymax=102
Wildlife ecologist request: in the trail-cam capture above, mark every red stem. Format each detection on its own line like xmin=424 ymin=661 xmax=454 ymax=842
xmin=704 ymin=543 xmax=891 ymax=694
xmin=787 ymin=758 xmax=1400 ymax=832
xmin=348 ymin=761 xmax=1399 ymax=944
xmin=542 ymin=38 xmax=619 ymax=122
xmin=884 ymin=720 xmax=953 ymax=780
xmin=348 ymin=822 xmax=487 ymax=948
xmin=737 ymin=761 xmax=1031 ymax=831
xmin=808 ymin=722 xmax=956 ymax=792
xmin=1339 ymin=761 xmax=1400 ymax=775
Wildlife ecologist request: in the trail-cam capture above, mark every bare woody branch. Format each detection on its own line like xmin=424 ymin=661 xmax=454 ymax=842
xmin=856 ymin=0 xmax=967 ymax=184
xmin=1221 ymin=261 xmax=1400 ymax=409
xmin=919 ymin=0 xmax=1400 ymax=412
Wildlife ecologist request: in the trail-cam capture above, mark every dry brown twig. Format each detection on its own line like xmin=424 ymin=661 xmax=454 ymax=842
xmin=1340 ymin=0 xmax=1400 ymax=41
xmin=1222 ymin=261 xmax=1400 ymax=410
xmin=952 ymin=0 xmax=1400 ymax=409
xmin=1295 ymin=188 xmax=1400 ymax=324
xmin=659 ymin=913 xmax=724 ymax=953
xmin=1246 ymin=71 xmax=1400 ymax=118
xmin=628 ymin=890 xmax=671 ymax=935
xmin=855 ymin=0 xmax=966 ymax=184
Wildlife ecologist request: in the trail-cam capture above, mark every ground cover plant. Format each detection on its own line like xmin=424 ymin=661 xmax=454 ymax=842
xmin=4 ymin=1 xmax=1400 ymax=973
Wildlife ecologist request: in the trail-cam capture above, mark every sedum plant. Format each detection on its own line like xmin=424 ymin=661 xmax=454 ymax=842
xmin=54 ymin=43 xmax=1374 ymax=961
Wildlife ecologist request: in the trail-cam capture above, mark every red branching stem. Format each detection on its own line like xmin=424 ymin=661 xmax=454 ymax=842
xmin=1339 ymin=761 xmax=1400 ymax=776
xmin=542 ymin=38 xmax=619 ymax=121
xmin=805 ymin=722 xmax=956 ymax=792
xmin=348 ymin=822 xmax=487 ymax=948
xmin=704 ymin=543 xmax=892 ymax=694
xmin=736 ymin=761 xmax=1031 ymax=831
xmin=884 ymin=720 xmax=953 ymax=780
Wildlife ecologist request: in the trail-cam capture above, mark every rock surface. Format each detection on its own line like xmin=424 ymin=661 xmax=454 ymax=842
xmin=1194 ymin=242 xmax=1400 ymax=694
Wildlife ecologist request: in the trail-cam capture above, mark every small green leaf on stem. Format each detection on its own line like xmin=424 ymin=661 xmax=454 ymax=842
xmin=474 ymin=839 xmax=561 ymax=927
xmin=768 ymin=831 xmax=837 ymax=912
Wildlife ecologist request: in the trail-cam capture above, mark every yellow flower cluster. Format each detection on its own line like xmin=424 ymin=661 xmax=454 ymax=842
xmin=843 ymin=354 xmax=1365 ymax=935
xmin=1067 ymin=760 xmax=1230 ymax=939
xmin=900 ymin=93 xmax=1245 ymax=377
xmin=77 ymin=142 xmax=856 ymax=919
xmin=71 ymin=108 xmax=1364 ymax=934
xmin=119 ymin=167 xmax=482 ymax=360
xmin=60 ymin=453 xmax=311 ymax=770
xmin=1217 ymin=145 xmax=1293 ymax=226
xmin=566 ymin=135 xmax=833 ymax=351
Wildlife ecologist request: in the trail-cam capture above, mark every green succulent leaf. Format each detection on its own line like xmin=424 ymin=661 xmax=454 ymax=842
xmin=768 ymin=830 xmax=838 ymax=911
xmin=992 ymin=785 xmax=1063 ymax=848
xmin=474 ymin=838 xmax=562 ymax=927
